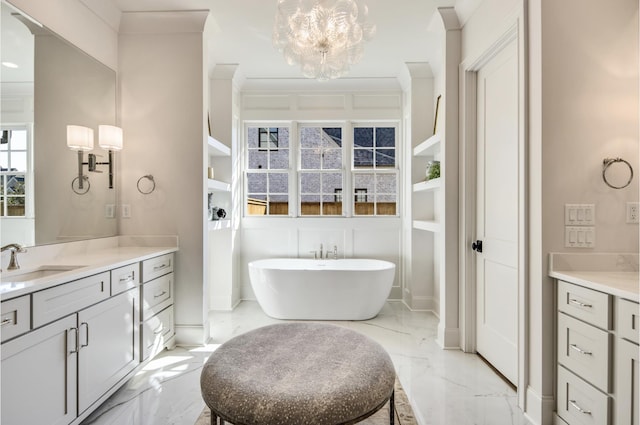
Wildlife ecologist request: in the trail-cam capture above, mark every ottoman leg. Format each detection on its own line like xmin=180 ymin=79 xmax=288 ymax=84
xmin=210 ymin=411 xmax=226 ymax=425
xmin=389 ymin=390 xmax=395 ymax=425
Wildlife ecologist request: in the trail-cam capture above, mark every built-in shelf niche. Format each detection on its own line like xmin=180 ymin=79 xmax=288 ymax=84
xmin=208 ymin=219 xmax=231 ymax=231
xmin=412 ymin=220 xmax=440 ymax=233
xmin=413 ymin=134 xmax=440 ymax=157
xmin=208 ymin=135 xmax=230 ymax=157
xmin=413 ymin=178 xmax=441 ymax=192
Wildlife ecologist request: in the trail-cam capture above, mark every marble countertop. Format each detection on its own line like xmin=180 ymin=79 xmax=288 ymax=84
xmin=549 ymin=253 xmax=639 ymax=302
xmin=1 ymin=244 xmax=178 ymax=301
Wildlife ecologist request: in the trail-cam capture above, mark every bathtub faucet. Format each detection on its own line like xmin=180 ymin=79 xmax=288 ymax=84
xmin=319 ymin=243 xmax=323 ymax=259
xmin=333 ymin=245 xmax=338 ymax=260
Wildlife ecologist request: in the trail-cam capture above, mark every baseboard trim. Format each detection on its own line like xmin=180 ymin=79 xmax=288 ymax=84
xmin=436 ymin=324 xmax=460 ymax=349
xmin=524 ymin=385 xmax=555 ymax=425
xmin=175 ymin=324 xmax=207 ymax=346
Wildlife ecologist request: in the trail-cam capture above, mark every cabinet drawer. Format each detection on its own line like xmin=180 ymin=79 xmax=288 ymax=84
xmin=142 ymin=273 xmax=173 ymax=321
xmin=141 ymin=254 xmax=173 ymax=283
xmin=110 ymin=263 xmax=139 ymax=296
xmin=558 ymin=312 xmax=611 ymax=392
xmin=141 ymin=306 xmax=174 ymax=361
xmin=557 ymin=366 xmax=610 ymax=425
xmin=558 ymin=280 xmax=612 ymax=330
xmin=617 ymin=298 xmax=639 ymax=345
xmin=32 ymin=272 xmax=110 ymax=328
xmin=1 ymin=296 xmax=30 ymax=342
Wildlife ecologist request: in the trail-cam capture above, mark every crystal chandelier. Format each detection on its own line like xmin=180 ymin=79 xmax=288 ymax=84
xmin=272 ymin=0 xmax=376 ymax=81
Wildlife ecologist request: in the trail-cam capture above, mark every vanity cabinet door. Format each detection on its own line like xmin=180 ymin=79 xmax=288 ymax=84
xmin=1 ymin=315 xmax=77 ymax=425
xmin=77 ymin=289 xmax=139 ymax=414
xmin=616 ymin=338 xmax=639 ymax=425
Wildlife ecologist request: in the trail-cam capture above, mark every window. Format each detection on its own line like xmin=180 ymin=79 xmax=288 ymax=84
xmin=246 ymin=126 xmax=290 ymax=215
xmin=243 ymin=122 xmax=399 ymax=217
xmin=352 ymin=126 xmax=397 ymax=216
xmin=299 ymin=127 xmax=343 ymax=216
xmin=259 ymin=127 xmax=279 ymax=151
xmin=0 ymin=128 xmax=29 ymax=217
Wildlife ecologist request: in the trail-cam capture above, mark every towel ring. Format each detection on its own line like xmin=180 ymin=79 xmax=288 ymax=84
xmin=71 ymin=176 xmax=90 ymax=195
xmin=602 ymin=157 xmax=633 ymax=189
xmin=137 ymin=174 xmax=156 ymax=194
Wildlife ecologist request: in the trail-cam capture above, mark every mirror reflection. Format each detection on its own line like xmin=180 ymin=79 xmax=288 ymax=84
xmin=0 ymin=3 xmax=117 ymax=247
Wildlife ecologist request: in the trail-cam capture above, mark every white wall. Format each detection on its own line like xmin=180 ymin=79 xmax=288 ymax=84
xmin=118 ymin=11 xmax=210 ymax=345
xmin=239 ymin=90 xmax=405 ymax=302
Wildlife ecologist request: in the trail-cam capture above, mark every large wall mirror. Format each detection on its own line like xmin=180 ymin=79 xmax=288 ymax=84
xmin=1 ymin=3 xmax=117 ymax=247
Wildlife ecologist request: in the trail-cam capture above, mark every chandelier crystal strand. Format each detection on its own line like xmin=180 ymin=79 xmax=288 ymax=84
xmin=273 ymin=0 xmax=376 ymax=81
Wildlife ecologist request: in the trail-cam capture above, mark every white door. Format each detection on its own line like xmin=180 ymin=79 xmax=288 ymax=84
xmin=1 ymin=315 xmax=78 ymax=425
xmin=475 ymin=38 xmax=519 ymax=385
xmin=78 ymin=289 xmax=138 ymax=413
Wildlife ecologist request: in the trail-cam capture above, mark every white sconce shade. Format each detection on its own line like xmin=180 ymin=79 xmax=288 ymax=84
xmin=67 ymin=125 xmax=94 ymax=151
xmin=98 ymin=125 xmax=123 ymax=151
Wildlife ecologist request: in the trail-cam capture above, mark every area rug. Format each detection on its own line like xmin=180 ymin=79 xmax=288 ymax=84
xmin=195 ymin=377 xmax=417 ymax=425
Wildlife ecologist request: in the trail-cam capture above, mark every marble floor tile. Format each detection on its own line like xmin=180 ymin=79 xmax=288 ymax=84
xmin=83 ymin=301 xmax=532 ymax=425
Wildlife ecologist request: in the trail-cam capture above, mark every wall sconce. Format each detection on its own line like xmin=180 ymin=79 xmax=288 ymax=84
xmin=67 ymin=125 xmax=94 ymax=192
xmin=67 ymin=124 xmax=123 ymax=193
xmin=98 ymin=124 xmax=123 ymax=189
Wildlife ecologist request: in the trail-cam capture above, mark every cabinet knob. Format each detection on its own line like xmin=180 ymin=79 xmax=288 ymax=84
xmin=471 ymin=240 xmax=483 ymax=253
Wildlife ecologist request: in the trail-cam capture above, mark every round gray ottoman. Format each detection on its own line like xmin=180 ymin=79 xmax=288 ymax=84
xmin=200 ymin=323 xmax=396 ymax=425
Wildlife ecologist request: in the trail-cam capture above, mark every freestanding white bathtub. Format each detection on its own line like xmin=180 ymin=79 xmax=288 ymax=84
xmin=248 ymin=258 xmax=396 ymax=320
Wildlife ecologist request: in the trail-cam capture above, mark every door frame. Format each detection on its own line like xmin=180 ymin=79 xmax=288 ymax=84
xmin=458 ymin=8 xmax=528 ymax=409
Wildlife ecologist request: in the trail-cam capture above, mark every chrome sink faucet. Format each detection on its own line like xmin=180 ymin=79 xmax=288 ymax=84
xmin=1 ymin=243 xmax=26 ymax=271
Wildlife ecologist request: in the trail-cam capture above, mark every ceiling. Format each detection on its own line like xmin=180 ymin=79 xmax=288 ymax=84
xmin=111 ymin=0 xmax=466 ymax=86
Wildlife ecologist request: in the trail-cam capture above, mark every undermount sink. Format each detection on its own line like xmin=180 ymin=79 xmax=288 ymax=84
xmin=1 ymin=265 xmax=83 ymax=283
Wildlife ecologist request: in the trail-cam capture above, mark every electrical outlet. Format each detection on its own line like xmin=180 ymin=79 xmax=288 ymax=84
xmin=121 ymin=204 xmax=131 ymax=218
xmin=627 ymin=202 xmax=639 ymax=224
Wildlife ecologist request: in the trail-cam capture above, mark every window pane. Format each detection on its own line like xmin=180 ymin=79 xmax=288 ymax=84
xmin=247 ymin=127 xmax=259 ymax=148
xmin=376 ymin=173 xmax=397 ymax=194
xmin=277 ymin=128 xmax=290 ymax=148
xmin=322 ymin=128 xmax=342 ymax=147
xmin=375 ymin=128 xmax=395 ymax=148
xmin=354 ymin=149 xmax=373 ymax=168
xmin=354 ymin=127 xmax=373 ymax=147
xmin=322 ymin=149 xmax=342 ymax=169
xmin=247 ymin=172 xmax=267 ymax=193
xmin=354 ymin=173 xmax=375 ymax=193
xmin=268 ymin=173 xmax=288 ymax=194
xmin=248 ymin=150 xmax=268 ymax=169
xmin=301 ymin=150 xmax=321 ymax=169
xmin=11 ymin=130 xmax=27 ymax=150
xmin=300 ymin=194 xmax=321 ymax=215
xmin=247 ymin=195 xmax=267 ymax=215
xmin=300 ymin=127 xmax=321 ymax=148
xmin=375 ymin=149 xmax=395 ymax=167
xmin=300 ymin=172 xmax=320 ymax=193
xmin=376 ymin=194 xmax=397 ymax=216
xmin=0 ymin=152 xmax=8 ymax=170
xmin=268 ymin=194 xmax=289 ymax=215
xmin=322 ymin=173 xmax=342 ymax=194
xmin=269 ymin=148 xmax=289 ymax=170
xmin=6 ymin=196 xmax=25 ymax=216
xmin=10 ymin=152 xmax=27 ymax=172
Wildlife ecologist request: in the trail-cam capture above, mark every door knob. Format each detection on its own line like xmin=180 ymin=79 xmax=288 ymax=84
xmin=472 ymin=240 xmax=483 ymax=253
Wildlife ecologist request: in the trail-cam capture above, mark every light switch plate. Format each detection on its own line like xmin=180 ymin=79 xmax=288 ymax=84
xmin=565 ymin=226 xmax=595 ymax=248
xmin=565 ymin=204 xmax=595 ymax=226
xmin=104 ymin=204 xmax=115 ymax=218
xmin=121 ymin=204 xmax=131 ymax=218
xmin=626 ymin=202 xmax=639 ymax=224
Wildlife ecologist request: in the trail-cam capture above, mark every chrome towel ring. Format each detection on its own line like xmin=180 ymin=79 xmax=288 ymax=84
xmin=137 ymin=174 xmax=156 ymax=194
xmin=602 ymin=157 xmax=633 ymax=189
xmin=71 ymin=176 xmax=90 ymax=195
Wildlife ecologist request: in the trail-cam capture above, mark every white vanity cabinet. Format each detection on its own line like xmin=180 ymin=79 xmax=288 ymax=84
xmin=140 ymin=253 xmax=175 ymax=360
xmin=1 ymin=314 xmax=77 ymax=425
xmin=1 ymin=268 xmax=139 ymax=425
xmin=556 ymin=280 xmax=640 ymax=425
xmin=615 ymin=299 xmax=640 ymax=425
xmin=77 ymin=289 xmax=139 ymax=414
